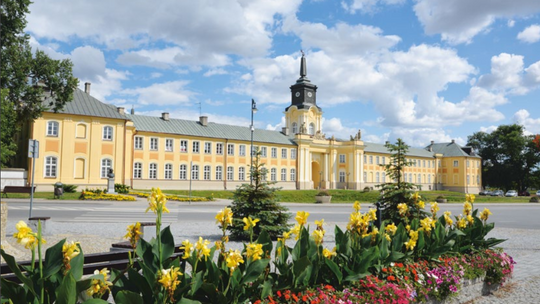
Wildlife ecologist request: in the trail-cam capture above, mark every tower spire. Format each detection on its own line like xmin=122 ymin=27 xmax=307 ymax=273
xmin=300 ymin=50 xmax=306 ymax=78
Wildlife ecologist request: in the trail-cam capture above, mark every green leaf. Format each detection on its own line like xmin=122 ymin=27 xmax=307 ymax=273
xmin=190 ymin=271 xmax=203 ymax=296
xmin=0 ymin=249 xmax=37 ymax=297
xmin=160 ymin=226 xmax=175 ymax=262
xmin=256 ymin=230 xmax=273 ymax=257
xmin=70 ymin=243 xmax=84 ymax=280
xmin=324 ymin=258 xmax=342 ymax=284
xmin=114 ymin=290 xmax=144 ymax=304
xmin=43 ymin=239 xmax=66 ymax=279
xmin=126 ymin=268 xmax=152 ymax=302
xmin=55 ymin=273 xmax=77 ymax=304
xmin=0 ymin=278 xmax=28 ymax=304
xmin=178 ymin=298 xmax=202 ymax=304
xmin=292 ymin=256 xmax=312 ymax=287
xmin=261 ymin=278 xmax=274 ymax=299
xmin=241 ymin=259 xmax=270 ymax=285
xmin=81 ymin=299 xmax=109 ymax=304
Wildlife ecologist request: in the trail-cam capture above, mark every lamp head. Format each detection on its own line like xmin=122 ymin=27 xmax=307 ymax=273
xmin=252 ymin=99 xmax=258 ymax=113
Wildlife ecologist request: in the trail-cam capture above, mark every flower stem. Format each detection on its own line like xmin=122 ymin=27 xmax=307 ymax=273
xmin=37 ymin=220 xmax=44 ymax=304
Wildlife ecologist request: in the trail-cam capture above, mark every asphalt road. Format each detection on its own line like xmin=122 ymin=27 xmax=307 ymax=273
xmin=3 ymin=198 xmax=540 ymax=230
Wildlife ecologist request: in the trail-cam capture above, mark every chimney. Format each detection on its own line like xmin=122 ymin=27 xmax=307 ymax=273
xmin=117 ymin=107 xmax=125 ymax=115
xmin=282 ymin=127 xmax=289 ymax=136
xmin=199 ymin=116 xmax=208 ymax=126
xmin=451 ymin=139 xmax=455 ymax=143
xmin=431 ymin=140 xmax=434 ymax=145
xmin=162 ymin=112 xmax=169 ymax=121
xmin=84 ymin=82 xmax=91 ymax=94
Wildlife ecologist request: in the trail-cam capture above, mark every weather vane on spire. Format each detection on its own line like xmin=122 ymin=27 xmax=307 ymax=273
xmin=301 ymin=49 xmax=305 ymax=57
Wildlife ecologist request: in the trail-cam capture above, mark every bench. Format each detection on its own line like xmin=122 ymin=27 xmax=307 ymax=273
xmin=0 ymin=246 xmax=184 ymax=283
xmin=1 ymin=186 xmax=36 ymax=198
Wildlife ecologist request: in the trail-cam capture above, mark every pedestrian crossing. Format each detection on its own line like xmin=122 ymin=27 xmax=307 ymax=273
xmin=71 ymin=212 xmax=178 ymax=223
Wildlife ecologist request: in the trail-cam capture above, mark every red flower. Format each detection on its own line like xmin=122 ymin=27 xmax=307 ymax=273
xmin=387 ymin=275 xmax=396 ymax=281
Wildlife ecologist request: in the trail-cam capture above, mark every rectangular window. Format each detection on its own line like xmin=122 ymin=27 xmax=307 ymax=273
xmin=281 ymin=148 xmax=287 ymax=159
xmin=180 ymin=140 xmax=188 ymax=152
xmin=271 ymin=147 xmax=277 ymax=158
xmin=339 ymin=154 xmax=346 ymax=163
xmin=363 ymin=155 xmax=367 ymax=163
xmin=179 ymin=165 xmax=187 ymax=180
xmin=239 ymin=145 xmax=246 ymax=156
xmin=453 ymin=160 xmax=459 ymax=167
xmin=216 ymin=143 xmax=223 ymax=155
xmin=191 ymin=165 xmax=199 ymax=180
xmin=134 ymin=137 xmax=143 ymax=149
xmin=376 ymin=156 xmax=379 ymax=164
xmin=290 ymin=168 xmax=296 ymax=181
xmin=103 ymin=126 xmax=113 ymax=140
xmin=165 ymin=139 xmax=173 ymax=152
xmin=204 ymin=166 xmax=211 ymax=180
xmin=193 ymin=141 xmax=200 ymax=153
xmin=382 ymin=157 xmax=386 ymax=165
xmin=291 ymin=149 xmax=297 ymax=159
xmin=149 ymin=163 xmax=157 ymax=179
xmin=47 ymin=121 xmax=59 ymax=136
xmin=261 ymin=147 xmax=267 ymax=157
xmin=239 ymin=167 xmax=245 ymax=181
xmin=270 ymin=168 xmax=277 ymax=181
xmin=45 ymin=156 xmax=58 ymax=177
xmin=165 ymin=164 xmax=172 ymax=179
xmin=216 ymin=166 xmax=223 ymax=180
xmin=227 ymin=167 xmax=234 ymax=180
xmin=423 ymin=160 xmax=426 ymax=167
xmin=101 ymin=159 xmax=112 ymax=178
xmin=227 ymin=144 xmax=234 ymax=155
xmin=339 ymin=172 xmax=345 ymax=183
xmin=150 ymin=138 xmax=158 ymax=150
xmin=467 ymin=160 xmax=470 ymax=167
xmin=281 ymin=168 xmax=287 ymax=181
xmin=133 ymin=163 xmax=142 ymax=179
xmin=204 ymin=142 xmax=212 ymax=154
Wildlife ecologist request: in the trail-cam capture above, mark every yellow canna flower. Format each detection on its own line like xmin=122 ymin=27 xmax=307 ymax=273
xmin=397 ymin=203 xmax=408 ymax=216
xmin=226 ymin=249 xmax=244 ymax=273
xmin=368 ymin=209 xmax=377 ymax=222
xmin=315 ymin=219 xmax=325 ymax=230
xmin=322 ymin=247 xmax=337 ymax=259
xmin=385 ymin=233 xmax=392 ymax=242
xmin=463 ymin=202 xmax=472 ymax=216
xmin=282 ymin=230 xmax=292 ymax=241
xmin=179 ymin=240 xmax=194 ymax=259
xmin=430 ymin=202 xmax=439 ymax=216
xmin=457 ymin=216 xmax=467 ymax=229
xmin=215 ymin=207 xmax=233 ymax=228
xmin=444 ymin=211 xmax=454 ymax=226
xmin=466 ymin=194 xmax=475 ymax=203
xmin=62 ymin=241 xmax=80 ymax=264
xmin=480 ymin=208 xmax=493 ymax=222
xmin=242 ymin=216 xmax=260 ymax=231
xmin=353 ymin=201 xmax=361 ymax=212
xmin=417 ymin=200 xmax=425 ymax=209
xmin=215 ymin=240 xmax=223 ymax=251
xmin=405 ymin=224 xmax=411 ymax=231
xmin=411 ymin=192 xmax=420 ymax=202
xmin=158 ymin=266 xmax=183 ymax=302
xmin=467 ymin=214 xmax=474 ymax=224
xmin=87 ymin=268 xmax=112 ymax=298
xmin=312 ymin=229 xmax=325 ymax=245
xmin=13 ymin=221 xmax=44 ymax=249
xmin=295 ymin=211 xmax=310 ymax=226
xmin=124 ymin=222 xmax=142 ymax=248
xmin=290 ymin=224 xmax=301 ymax=240
xmin=370 ymin=227 xmax=379 ymax=242
xmin=404 ymin=230 xmax=419 ymax=251
xmin=420 ymin=217 xmax=434 ymax=232
xmin=195 ymin=237 xmax=211 ymax=260
xmin=145 ymin=187 xmax=169 ymax=214
xmin=246 ymin=243 xmax=264 ymax=261
xmin=385 ymin=223 xmax=397 ymax=235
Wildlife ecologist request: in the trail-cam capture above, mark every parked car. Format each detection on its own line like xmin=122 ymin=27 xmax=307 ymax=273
xmin=505 ymin=190 xmax=518 ymax=197
xmin=519 ymin=190 xmax=530 ymax=196
xmin=536 ymin=190 xmax=540 ymax=196
xmin=479 ymin=190 xmax=488 ymax=196
xmin=491 ymin=190 xmax=504 ymax=196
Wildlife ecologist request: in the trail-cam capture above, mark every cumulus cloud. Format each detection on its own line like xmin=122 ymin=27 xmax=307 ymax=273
xmin=477 ymin=53 xmax=540 ymax=95
xmin=413 ymin=0 xmax=540 ymax=44
xmin=71 ymin=46 xmax=107 ymax=82
xmin=517 ymin=24 xmax=540 ymax=43
xmin=513 ymin=109 xmax=540 ymax=134
xmin=139 ymin=109 xmax=253 ymax=128
xmin=322 ymin=118 xmax=358 ymax=138
xmin=121 ymin=81 xmax=196 ymax=106
xmin=341 ymin=0 xmax=406 ymax=14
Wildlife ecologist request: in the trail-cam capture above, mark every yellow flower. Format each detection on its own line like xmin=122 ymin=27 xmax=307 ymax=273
xmin=195 ymin=237 xmax=211 ymax=260
xmin=353 ymin=201 xmax=361 ymax=212
xmin=385 ymin=233 xmax=392 ymax=242
xmin=480 ymin=208 xmax=493 ymax=222
xmin=145 ymin=187 xmax=169 ymax=214
xmin=242 ymin=217 xmax=260 ymax=231
xmin=226 ymin=249 xmax=244 ymax=273
xmin=405 ymin=224 xmax=411 ymax=232
xmin=466 ymin=194 xmax=476 ymax=203
xmin=457 ymin=216 xmax=467 ymax=229
xmin=370 ymin=227 xmax=379 ymax=242
xmin=312 ymin=229 xmax=325 ymax=245
xmin=420 ymin=217 xmax=434 ymax=232
xmin=282 ymin=231 xmax=292 ymax=241
xmin=411 ymin=192 xmax=420 ymax=202
xmin=315 ymin=219 xmax=325 ymax=230
xmin=13 ymin=221 xmax=44 ymax=249
xmin=322 ymin=247 xmax=337 ymax=259
xmin=290 ymin=224 xmax=301 ymax=240
xmin=124 ymin=222 xmax=142 ymax=248
xmin=463 ymin=202 xmax=472 ymax=216
xmin=417 ymin=200 xmax=425 ymax=209
xmin=466 ymin=214 xmax=474 ymax=224
xmin=385 ymin=223 xmax=397 ymax=235
xmin=62 ymin=241 xmax=80 ymax=264
xmin=215 ymin=240 xmax=223 ymax=251
xmin=295 ymin=211 xmax=310 ymax=226
xmin=397 ymin=203 xmax=408 ymax=216
xmin=444 ymin=211 xmax=454 ymax=226
xmin=179 ymin=240 xmax=194 ymax=259
xmin=158 ymin=266 xmax=183 ymax=302
xmin=215 ymin=207 xmax=233 ymax=228
xmin=246 ymin=243 xmax=264 ymax=261
xmin=367 ymin=209 xmax=377 ymax=222
xmin=430 ymin=202 xmax=439 ymax=216
xmin=87 ymin=268 xmax=112 ymax=298
xmin=404 ymin=230 xmax=418 ymax=251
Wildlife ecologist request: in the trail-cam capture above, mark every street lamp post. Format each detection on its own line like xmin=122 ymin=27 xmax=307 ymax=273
xmin=347 ymin=172 xmax=351 ymax=190
xmin=250 ymin=99 xmax=257 ymax=185
xmin=319 ymin=171 xmax=322 ymax=189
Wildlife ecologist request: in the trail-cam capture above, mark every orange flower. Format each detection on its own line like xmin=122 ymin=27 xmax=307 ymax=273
xmin=388 ymin=275 xmax=396 ymax=281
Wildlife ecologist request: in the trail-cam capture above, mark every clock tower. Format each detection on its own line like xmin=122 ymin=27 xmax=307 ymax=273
xmin=285 ymin=52 xmax=323 ymax=135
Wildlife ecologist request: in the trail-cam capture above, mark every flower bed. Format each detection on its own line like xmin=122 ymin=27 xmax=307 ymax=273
xmin=130 ymin=191 xmax=213 ymax=202
xmin=79 ymin=190 xmax=136 ymax=201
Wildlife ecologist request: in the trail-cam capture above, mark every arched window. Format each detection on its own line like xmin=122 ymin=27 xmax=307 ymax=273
xmin=45 ymin=156 xmax=58 ymax=177
xmin=191 ymin=164 xmax=199 ymax=180
xmin=309 ymin=123 xmax=315 ymax=135
xmin=418 ymin=174 xmax=422 ymax=183
xmin=239 ymin=167 xmax=245 ymax=181
xmin=376 ymin=172 xmax=380 ymax=183
xmin=47 ymin=121 xmax=59 ymax=136
xmin=75 ymin=158 xmax=85 ymax=179
xmin=179 ymin=164 xmax=187 ymax=180
xmin=76 ymin=123 xmax=87 ymax=139
xmin=215 ymin=166 xmax=223 ymax=180
xmin=165 ymin=164 xmax=172 ymax=179
xmin=292 ymin=122 xmax=298 ymax=134
xmin=227 ymin=166 xmax=234 ymax=180
xmin=382 ymin=172 xmax=386 ymax=182
xmin=133 ymin=162 xmax=142 ymax=179
xmin=271 ymin=168 xmax=277 ymax=181
xmin=101 ymin=158 xmax=112 ymax=178
xmin=290 ymin=168 xmax=296 ymax=181
xmin=204 ymin=165 xmax=211 ymax=180
xmin=149 ymin=163 xmax=157 ymax=179
xmin=281 ymin=168 xmax=287 ymax=181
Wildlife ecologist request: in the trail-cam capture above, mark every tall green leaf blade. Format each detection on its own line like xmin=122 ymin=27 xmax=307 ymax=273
xmin=70 ymin=243 xmax=84 ymax=280
xmin=160 ymin=226 xmax=175 ymax=261
xmin=43 ymin=239 xmax=66 ymax=279
xmin=0 ymin=249 xmax=37 ymax=297
xmin=55 ymin=273 xmax=77 ymax=304
xmin=114 ymin=290 xmax=144 ymax=304
xmin=0 ymin=278 xmax=28 ymax=304
xmin=241 ymin=259 xmax=269 ymax=284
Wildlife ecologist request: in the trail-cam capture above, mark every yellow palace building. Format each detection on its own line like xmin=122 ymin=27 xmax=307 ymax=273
xmin=25 ymin=55 xmax=482 ymax=193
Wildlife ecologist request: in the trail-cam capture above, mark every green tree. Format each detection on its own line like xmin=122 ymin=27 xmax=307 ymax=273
xmin=467 ymin=124 xmax=540 ymax=192
xmin=376 ymin=139 xmax=424 ymax=224
xmin=1 ymin=0 xmax=78 ymax=167
xmin=227 ymin=149 xmax=292 ymax=240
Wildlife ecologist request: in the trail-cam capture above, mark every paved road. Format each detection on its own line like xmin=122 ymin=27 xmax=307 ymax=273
xmin=4 ymin=198 xmax=540 ymax=229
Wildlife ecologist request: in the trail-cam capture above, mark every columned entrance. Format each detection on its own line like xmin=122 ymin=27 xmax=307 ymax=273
xmin=311 ymin=161 xmax=322 ymax=189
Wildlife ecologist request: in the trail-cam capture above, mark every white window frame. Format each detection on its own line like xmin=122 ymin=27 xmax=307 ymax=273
xmin=261 ymin=147 xmax=267 ymax=157
xmin=102 ymin=126 xmax=113 ymax=140
xmin=369 ymin=156 xmax=373 ymax=164
xmin=45 ymin=156 xmax=58 ymax=177
xmin=290 ymin=168 xmax=296 ymax=181
xmin=291 ymin=148 xmax=297 ymax=159
xmin=339 ymin=154 xmax=346 ymax=163
xmin=227 ymin=166 xmax=234 ymax=180
xmin=309 ymin=123 xmax=315 ymax=135
xmin=239 ymin=145 xmax=246 ymax=156
xmin=150 ymin=138 xmax=158 ymax=150
xmin=101 ymin=158 xmax=112 ymax=178
xmin=179 ymin=164 xmax=187 ymax=180
xmin=165 ymin=139 xmax=173 ymax=152
xmin=292 ymin=122 xmax=298 ymax=134
xmin=133 ymin=162 xmax=142 ymax=179
xmin=204 ymin=165 xmax=211 ymax=180
xmin=270 ymin=168 xmax=277 ymax=181
xmin=165 ymin=163 xmax=172 ymax=179
xmin=239 ymin=167 xmax=245 ymax=181
xmin=281 ymin=148 xmax=287 ymax=159
xmin=216 ymin=166 xmax=223 ymax=180
xmin=180 ymin=140 xmax=188 ymax=153
xmin=47 ymin=121 xmax=59 ymax=137
xmin=271 ymin=147 xmax=277 ymax=158
xmin=193 ymin=141 xmax=200 ymax=153
xmin=376 ymin=172 xmax=380 ymax=183
xmin=149 ymin=163 xmax=157 ymax=179
xmin=191 ymin=164 xmax=199 ymax=180
xmin=134 ymin=137 xmax=143 ymax=150
xmin=204 ymin=142 xmax=212 ymax=154
xmin=453 ymin=160 xmax=459 ymax=167
xmin=281 ymin=168 xmax=287 ymax=181
xmin=227 ymin=144 xmax=234 ymax=155
xmin=216 ymin=143 xmax=223 ymax=155
xmin=339 ymin=171 xmax=345 ymax=183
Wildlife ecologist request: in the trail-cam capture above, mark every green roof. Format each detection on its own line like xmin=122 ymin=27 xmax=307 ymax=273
xmin=127 ymin=114 xmax=296 ymax=146
xmin=45 ymin=88 xmax=128 ymax=120
xmin=429 ymin=142 xmax=481 ymax=158
xmin=364 ymin=142 xmax=435 ymax=158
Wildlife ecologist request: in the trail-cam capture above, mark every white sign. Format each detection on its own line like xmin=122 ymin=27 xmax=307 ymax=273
xmin=28 ymin=139 xmax=39 ymax=158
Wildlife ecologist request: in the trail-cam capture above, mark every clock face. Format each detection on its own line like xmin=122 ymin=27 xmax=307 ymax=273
xmin=307 ymin=92 xmax=313 ymax=97
xmin=295 ymin=92 xmax=300 ymax=97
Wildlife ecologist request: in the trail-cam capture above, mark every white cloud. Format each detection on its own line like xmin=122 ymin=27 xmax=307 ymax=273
xmin=477 ymin=53 xmax=540 ymax=95
xmin=204 ymin=68 xmax=228 ymax=77
xmin=341 ymin=0 xmax=406 ymax=14
xmin=139 ymin=109 xmax=253 ymax=128
xmin=479 ymin=125 xmax=498 ymax=133
xmin=121 ymin=81 xmax=196 ymax=106
xmin=512 ymin=109 xmax=540 ymax=134
xmin=508 ymin=20 xmax=515 ymax=28
xmin=389 ymin=127 xmax=456 ymax=147
xmin=413 ymin=0 xmax=540 ymax=44
xmin=150 ymin=72 xmax=163 ymax=79
xmin=322 ymin=118 xmax=358 ymax=138
xmin=80 ymin=69 xmax=130 ymax=103
xmin=517 ymin=24 xmax=540 ymax=43
xmin=71 ymin=46 xmax=107 ymax=82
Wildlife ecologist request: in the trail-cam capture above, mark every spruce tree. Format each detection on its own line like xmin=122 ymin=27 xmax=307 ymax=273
xmin=227 ymin=149 xmax=292 ymax=240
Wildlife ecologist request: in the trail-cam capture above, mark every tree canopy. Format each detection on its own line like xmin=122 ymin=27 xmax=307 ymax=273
xmin=467 ymin=124 xmax=540 ymax=192
xmin=1 ymin=0 xmax=78 ymax=167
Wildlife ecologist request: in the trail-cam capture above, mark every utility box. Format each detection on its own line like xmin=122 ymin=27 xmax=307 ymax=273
xmin=54 ymin=182 xmax=63 ymax=199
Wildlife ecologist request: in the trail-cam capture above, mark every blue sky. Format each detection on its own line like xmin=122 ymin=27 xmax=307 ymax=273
xmin=26 ymin=0 xmax=540 ymax=147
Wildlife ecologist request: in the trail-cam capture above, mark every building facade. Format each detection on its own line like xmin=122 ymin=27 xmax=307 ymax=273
xmin=25 ymin=56 xmax=482 ymax=193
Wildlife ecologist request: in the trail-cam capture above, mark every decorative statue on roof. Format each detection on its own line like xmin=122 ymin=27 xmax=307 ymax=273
xmin=300 ymin=122 xmax=307 ymax=134
xmin=354 ymin=129 xmax=362 ymax=140
xmin=314 ymin=130 xmax=325 ymax=140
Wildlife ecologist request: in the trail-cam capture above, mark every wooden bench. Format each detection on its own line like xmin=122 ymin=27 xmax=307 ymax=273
xmin=1 ymin=186 xmax=36 ymax=198
xmin=0 ymin=247 xmax=184 ymax=283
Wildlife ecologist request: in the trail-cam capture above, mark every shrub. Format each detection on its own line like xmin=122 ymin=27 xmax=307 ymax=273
xmin=530 ymin=196 xmax=540 ymax=203
xmin=61 ymin=184 xmax=78 ymax=193
xmin=436 ymin=195 xmax=445 ymax=200
xmin=363 ymin=186 xmax=371 ymax=192
xmin=114 ymin=183 xmax=130 ymax=194
xmin=316 ymin=190 xmax=331 ymax=196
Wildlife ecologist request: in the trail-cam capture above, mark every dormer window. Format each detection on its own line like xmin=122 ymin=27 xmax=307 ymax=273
xmin=292 ymin=122 xmax=298 ymax=134
xmin=309 ymin=123 xmax=315 ymax=135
